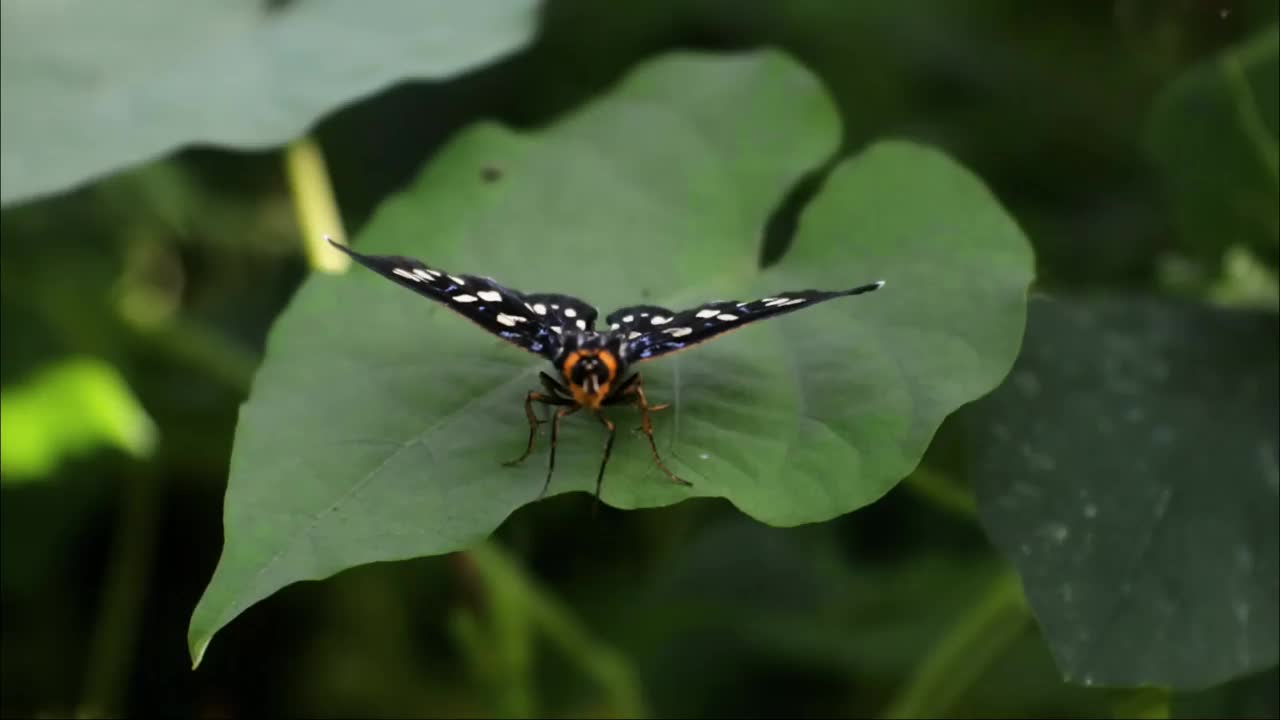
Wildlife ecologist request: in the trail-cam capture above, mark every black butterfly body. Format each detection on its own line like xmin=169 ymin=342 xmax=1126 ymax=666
xmin=327 ymin=238 xmax=884 ymax=502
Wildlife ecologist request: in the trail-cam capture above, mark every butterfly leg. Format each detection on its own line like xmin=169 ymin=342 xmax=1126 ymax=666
xmin=505 ymin=373 xmax=574 ymax=468
xmin=626 ymin=377 xmax=691 ymax=488
xmin=592 ymin=412 xmax=617 ymax=509
xmin=541 ymin=404 xmax=581 ymax=498
xmin=504 ymin=391 xmax=556 ymax=467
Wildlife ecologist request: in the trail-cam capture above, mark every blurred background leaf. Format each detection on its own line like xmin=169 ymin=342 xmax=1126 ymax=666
xmin=968 ymin=295 xmax=1279 ymax=689
xmin=0 ymin=0 xmax=540 ymax=206
xmin=1175 ymin=666 xmax=1280 ymax=718
xmin=1145 ymin=23 xmax=1279 ymax=274
xmin=0 ymin=356 xmax=156 ymax=481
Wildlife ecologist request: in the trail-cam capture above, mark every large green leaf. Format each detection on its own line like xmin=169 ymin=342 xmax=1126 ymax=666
xmin=969 ymin=295 xmax=1279 ymax=689
xmin=0 ymin=0 xmax=538 ymax=207
xmin=188 ymin=49 xmax=1034 ymax=665
xmin=1144 ymin=23 xmax=1279 ymax=268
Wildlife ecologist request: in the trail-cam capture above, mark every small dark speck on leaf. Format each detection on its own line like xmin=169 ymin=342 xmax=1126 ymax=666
xmin=481 ymin=166 xmax=502 ymax=182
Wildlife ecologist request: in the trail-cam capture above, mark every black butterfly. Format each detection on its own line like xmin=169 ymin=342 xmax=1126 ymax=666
xmin=327 ymin=238 xmax=884 ymax=503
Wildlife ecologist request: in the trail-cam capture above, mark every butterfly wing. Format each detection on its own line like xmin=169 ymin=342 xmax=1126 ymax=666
xmin=522 ymin=293 xmax=599 ymax=334
xmin=611 ymin=282 xmax=884 ymax=362
xmin=328 ymin=238 xmax=576 ymax=359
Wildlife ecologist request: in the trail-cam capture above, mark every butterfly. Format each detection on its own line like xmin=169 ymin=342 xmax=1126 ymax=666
xmin=326 ymin=237 xmax=884 ymax=503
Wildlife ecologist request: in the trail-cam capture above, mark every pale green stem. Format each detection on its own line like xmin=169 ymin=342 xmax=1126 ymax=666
xmin=1221 ymin=33 xmax=1279 ymax=187
xmin=283 ymin=135 xmax=349 ymax=273
xmin=881 ymin=569 xmax=1030 ymax=719
xmin=1112 ymin=687 xmax=1172 ymax=719
xmin=77 ymin=466 xmax=160 ymax=719
xmin=467 ymin=542 xmax=648 ymax=718
xmin=139 ymin=318 xmax=258 ymax=396
xmin=903 ymin=464 xmax=978 ymax=521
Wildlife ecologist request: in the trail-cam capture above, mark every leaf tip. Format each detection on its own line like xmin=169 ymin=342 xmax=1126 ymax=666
xmin=189 ymin=634 xmax=209 ymax=670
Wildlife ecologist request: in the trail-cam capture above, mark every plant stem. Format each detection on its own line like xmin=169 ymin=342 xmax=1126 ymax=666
xmin=77 ymin=465 xmax=161 ymax=719
xmin=1111 ymin=687 xmax=1171 ymax=719
xmin=1221 ymin=31 xmax=1279 ymax=186
xmin=903 ymin=464 xmax=978 ymax=521
xmin=283 ymin=135 xmax=349 ymax=273
xmin=139 ymin=317 xmax=259 ymax=396
xmin=880 ymin=568 xmax=1030 ymax=719
xmin=466 ymin=542 xmax=648 ymax=718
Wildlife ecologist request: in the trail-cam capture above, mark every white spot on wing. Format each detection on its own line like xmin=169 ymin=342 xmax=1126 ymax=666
xmin=448 ymin=275 xmax=466 ymax=285
xmin=533 ymin=303 xmax=547 ymax=315
xmin=412 ymin=269 xmax=433 ymax=280
xmin=610 ymin=323 xmax=620 ymax=330
xmin=665 ymin=327 xmax=692 ymax=337
xmin=497 ymin=313 xmax=525 ymax=327
xmin=782 ymin=298 xmax=806 ymax=306
xmin=765 ymin=298 xmax=791 ymax=307
xmin=627 ymin=331 xmax=642 ymax=339
xmin=650 ymin=316 xmax=670 ymax=325
xmin=623 ymin=315 xmax=634 ymax=323
xmin=393 ymin=268 xmax=420 ymax=281
xmin=696 ymin=309 xmax=719 ymax=319
xmin=576 ymin=319 xmax=587 ymax=330
xmin=478 ymin=290 xmax=502 ymax=302
xmin=564 ymin=308 xmax=577 ymax=318
xmin=453 ymin=294 xmax=478 ymax=303
xmin=716 ymin=313 xmax=738 ymax=321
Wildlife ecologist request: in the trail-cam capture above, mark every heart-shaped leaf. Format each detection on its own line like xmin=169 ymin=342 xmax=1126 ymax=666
xmin=188 ymin=49 xmax=1034 ymax=665
xmin=969 ymin=295 xmax=1279 ymax=690
xmin=0 ymin=0 xmax=538 ymax=207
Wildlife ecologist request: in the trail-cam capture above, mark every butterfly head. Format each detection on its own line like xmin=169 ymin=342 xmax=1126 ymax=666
xmin=555 ymin=332 xmax=628 ymax=409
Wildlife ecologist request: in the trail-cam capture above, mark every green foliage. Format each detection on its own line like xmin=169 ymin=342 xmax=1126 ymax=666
xmin=1 ymin=356 xmax=156 ymax=481
xmin=187 ymin=48 xmax=1035 ymax=667
xmin=969 ymin=296 xmax=1279 ymax=690
xmin=1145 ymin=23 xmax=1279 ymax=270
xmin=2 ymin=1 xmax=1278 ymax=717
xmin=0 ymin=0 xmax=539 ymax=206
